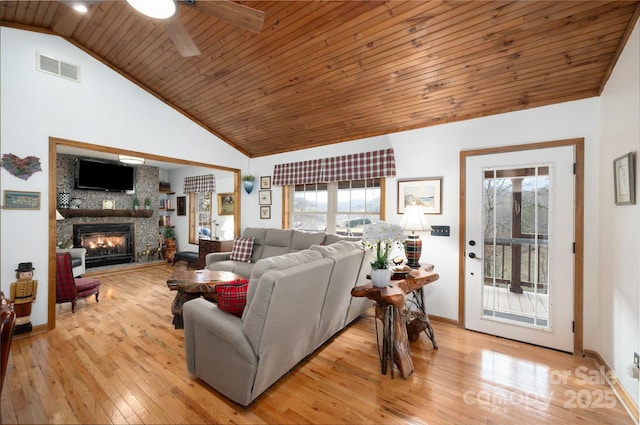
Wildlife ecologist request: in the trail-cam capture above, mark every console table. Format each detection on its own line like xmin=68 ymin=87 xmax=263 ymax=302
xmin=198 ymin=239 xmax=233 ymax=268
xmin=351 ymin=268 xmax=439 ymax=378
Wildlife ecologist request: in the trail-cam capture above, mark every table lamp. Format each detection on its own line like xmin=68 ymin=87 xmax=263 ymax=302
xmin=400 ymin=204 xmax=432 ymax=269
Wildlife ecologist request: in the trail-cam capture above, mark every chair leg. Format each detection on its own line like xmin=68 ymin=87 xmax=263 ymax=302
xmin=95 ymin=291 xmax=100 ymax=303
xmin=71 ymin=299 xmax=76 ymax=313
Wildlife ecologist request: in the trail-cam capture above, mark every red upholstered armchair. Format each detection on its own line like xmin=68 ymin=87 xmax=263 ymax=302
xmin=55 ymin=253 xmax=101 ymax=313
xmin=1 ymin=292 xmax=16 ymax=396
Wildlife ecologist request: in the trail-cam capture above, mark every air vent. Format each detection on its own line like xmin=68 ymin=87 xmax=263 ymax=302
xmin=36 ymin=53 xmax=80 ymax=83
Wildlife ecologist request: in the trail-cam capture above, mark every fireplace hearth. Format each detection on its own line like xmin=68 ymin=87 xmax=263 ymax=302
xmin=73 ymin=223 xmax=135 ymax=268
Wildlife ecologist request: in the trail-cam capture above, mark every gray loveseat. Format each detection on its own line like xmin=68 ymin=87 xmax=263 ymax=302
xmin=184 ymin=238 xmax=373 ymax=405
xmin=205 ymin=227 xmax=358 ymax=278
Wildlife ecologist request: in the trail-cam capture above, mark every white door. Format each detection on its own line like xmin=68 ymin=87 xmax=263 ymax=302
xmin=464 ymin=146 xmax=575 ymax=353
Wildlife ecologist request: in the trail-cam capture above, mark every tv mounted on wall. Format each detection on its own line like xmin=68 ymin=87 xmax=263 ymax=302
xmin=74 ymin=158 xmax=136 ymax=193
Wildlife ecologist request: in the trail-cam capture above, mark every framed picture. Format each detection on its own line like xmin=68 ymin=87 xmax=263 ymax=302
xmin=260 ymin=176 xmax=271 ymax=189
xmin=102 ymin=199 xmax=115 ymax=210
xmin=260 ymin=206 xmax=271 ymax=219
xmin=397 ymin=177 xmax=443 ymax=214
xmin=177 ymin=196 xmax=186 ymax=216
xmin=613 ymin=152 xmax=635 ymax=205
xmin=259 ymin=190 xmax=272 ymax=205
xmin=217 ymin=193 xmax=235 ymax=215
xmin=4 ymin=190 xmax=40 ymax=210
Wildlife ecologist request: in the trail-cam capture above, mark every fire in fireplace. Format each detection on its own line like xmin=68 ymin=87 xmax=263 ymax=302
xmin=73 ymin=223 xmax=135 ymax=268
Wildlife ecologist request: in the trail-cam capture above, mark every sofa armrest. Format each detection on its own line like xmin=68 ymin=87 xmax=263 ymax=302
xmin=183 ymin=298 xmax=257 ymax=405
xmin=205 ymin=251 xmax=232 ymax=267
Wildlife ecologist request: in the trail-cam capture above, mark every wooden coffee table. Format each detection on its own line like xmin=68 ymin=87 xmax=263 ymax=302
xmin=167 ymin=269 xmax=244 ymax=329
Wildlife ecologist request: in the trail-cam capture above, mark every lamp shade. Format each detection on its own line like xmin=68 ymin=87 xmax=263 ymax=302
xmin=400 ymin=204 xmax=432 ymax=233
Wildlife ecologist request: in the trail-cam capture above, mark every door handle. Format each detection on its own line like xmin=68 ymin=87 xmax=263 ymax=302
xmin=468 ymin=252 xmax=481 ymax=259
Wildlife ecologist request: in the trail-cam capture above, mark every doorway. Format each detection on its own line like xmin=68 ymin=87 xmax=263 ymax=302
xmin=459 ymin=139 xmax=584 ymax=354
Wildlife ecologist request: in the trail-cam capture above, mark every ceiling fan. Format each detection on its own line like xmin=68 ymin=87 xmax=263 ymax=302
xmin=54 ymin=0 xmax=265 ymax=57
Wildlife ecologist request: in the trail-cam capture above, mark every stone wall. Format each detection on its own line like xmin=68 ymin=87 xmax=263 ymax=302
xmin=56 ymin=154 xmax=161 ymax=266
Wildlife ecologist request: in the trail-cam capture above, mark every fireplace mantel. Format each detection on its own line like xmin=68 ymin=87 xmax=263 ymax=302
xmin=59 ymin=209 xmax=153 ymax=219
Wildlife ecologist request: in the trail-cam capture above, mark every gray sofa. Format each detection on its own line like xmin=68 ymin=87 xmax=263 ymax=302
xmin=205 ymin=227 xmax=358 ymax=278
xmin=184 ymin=238 xmax=373 ymax=406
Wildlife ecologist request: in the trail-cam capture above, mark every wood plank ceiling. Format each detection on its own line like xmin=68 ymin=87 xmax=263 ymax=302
xmin=2 ymin=1 xmax=639 ymax=158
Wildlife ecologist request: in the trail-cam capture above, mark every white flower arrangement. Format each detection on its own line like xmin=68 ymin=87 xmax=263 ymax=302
xmin=362 ymin=221 xmax=404 ymax=269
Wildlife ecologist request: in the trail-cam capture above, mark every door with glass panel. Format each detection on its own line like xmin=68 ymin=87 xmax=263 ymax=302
xmin=464 ymin=146 xmax=574 ymax=352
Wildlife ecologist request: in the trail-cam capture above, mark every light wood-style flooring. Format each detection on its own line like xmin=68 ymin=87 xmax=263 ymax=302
xmin=1 ymin=264 xmax=634 ymax=424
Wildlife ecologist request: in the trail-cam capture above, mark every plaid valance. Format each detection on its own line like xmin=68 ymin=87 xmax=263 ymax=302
xmin=183 ymin=174 xmax=216 ymax=193
xmin=272 ymin=148 xmax=396 ymax=185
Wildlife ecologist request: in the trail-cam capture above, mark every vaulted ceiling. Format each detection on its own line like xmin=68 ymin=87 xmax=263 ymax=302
xmin=2 ymin=1 xmax=639 ymax=157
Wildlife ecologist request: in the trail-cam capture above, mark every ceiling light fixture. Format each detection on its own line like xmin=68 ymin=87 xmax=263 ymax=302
xmin=119 ymin=155 xmax=145 ymax=165
xmin=72 ymin=3 xmax=88 ymax=13
xmin=126 ymin=0 xmax=176 ymax=20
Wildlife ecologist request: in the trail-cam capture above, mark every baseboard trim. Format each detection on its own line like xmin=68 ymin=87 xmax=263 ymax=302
xmin=584 ymin=349 xmax=639 ymax=424
xmin=429 ymin=314 xmax=458 ymax=327
xmin=12 ymin=323 xmax=48 ymax=340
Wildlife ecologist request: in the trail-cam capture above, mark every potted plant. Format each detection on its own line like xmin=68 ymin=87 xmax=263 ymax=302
xmin=144 ymin=197 xmax=152 ymax=209
xmin=133 ymin=197 xmax=140 ymax=210
xmin=362 ymin=221 xmax=404 ymax=287
xmin=242 ymin=175 xmax=255 ymax=194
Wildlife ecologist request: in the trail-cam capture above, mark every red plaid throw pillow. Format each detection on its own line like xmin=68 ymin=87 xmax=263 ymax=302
xmin=229 ymin=237 xmax=254 ymax=262
xmin=216 ymin=279 xmax=249 ymax=317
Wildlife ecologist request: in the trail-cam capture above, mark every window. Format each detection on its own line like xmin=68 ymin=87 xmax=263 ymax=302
xmin=289 ymin=178 xmax=383 ymax=236
xmin=188 ymin=192 xmax=213 ymax=243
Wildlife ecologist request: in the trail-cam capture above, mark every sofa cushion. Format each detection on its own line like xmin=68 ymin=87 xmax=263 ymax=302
xmin=291 ymin=231 xmax=327 ymax=252
xmin=243 ymin=250 xmax=323 ymax=321
xmin=324 ymin=233 xmax=361 ymax=245
xmin=242 ymin=228 xmax=268 ymax=261
xmin=229 ymin=237 xmax=255 ymax=262
xmin=216 ymin=279 xmax=249 ymax=317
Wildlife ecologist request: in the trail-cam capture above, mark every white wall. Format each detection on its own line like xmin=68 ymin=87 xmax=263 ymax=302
xmin=0 ymin=27 xmax=248 ymax=326
xmin=253 ymin=99 xmax=601 ymax=332
xmin=598 ymin=21 xmax=640 ymax=405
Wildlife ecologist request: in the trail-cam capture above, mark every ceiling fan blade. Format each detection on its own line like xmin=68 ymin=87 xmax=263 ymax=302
xmin=191 ymin=0 xmax=264 ymax=34
xmin=164 ymin=18 xmax=201 ymax=57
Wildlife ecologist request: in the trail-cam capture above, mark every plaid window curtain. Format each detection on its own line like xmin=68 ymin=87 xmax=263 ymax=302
xmin=183 ymin=174 xmax=216 ymax=193
xmin=272 ymin=148 xmax=396 ymax=185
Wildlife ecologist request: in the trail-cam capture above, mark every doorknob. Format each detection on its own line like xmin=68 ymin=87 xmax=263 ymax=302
xmin=468 ymin=252 xmax=481 ymax=259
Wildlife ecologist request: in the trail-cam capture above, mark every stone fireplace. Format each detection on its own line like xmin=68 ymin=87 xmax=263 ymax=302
xmin=73 ymin=223 xmax=135 ymax=268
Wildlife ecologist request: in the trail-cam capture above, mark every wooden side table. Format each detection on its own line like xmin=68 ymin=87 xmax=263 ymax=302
xmin=351 ymin=268 xmax=439 ymax=378
xmin=198 ymin=239 xmax=234 ymax=268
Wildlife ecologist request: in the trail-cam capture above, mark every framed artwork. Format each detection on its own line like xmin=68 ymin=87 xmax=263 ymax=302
xmin=177 ymin=196 xmax=186 ymax=216
xmin=397 ymin=177 xmax=443 ymax=214
xmin=217 ymin=192 xmax=235 ymax=215
xmin=613 ymin=152 xmax=636 ymax=205
xmin=102 ymin=199 xmax=115 ymax=210
xmin=260 ymin=206 xmax=271 ymax=219
xmin=260 ymin=176 xmax=272 ymax=189
xmin=3 ymin=190 xmax=40 ymax=210
xmin=259 ymin=190 xmax=272 ymax=205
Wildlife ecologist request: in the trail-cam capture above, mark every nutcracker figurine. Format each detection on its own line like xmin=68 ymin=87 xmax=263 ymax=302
xmin=10 ymin=262 xmax=38 ymax=334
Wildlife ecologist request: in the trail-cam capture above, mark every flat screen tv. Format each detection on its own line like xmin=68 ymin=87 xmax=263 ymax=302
xmin=74 ymin=158 xmax=136 ymax=192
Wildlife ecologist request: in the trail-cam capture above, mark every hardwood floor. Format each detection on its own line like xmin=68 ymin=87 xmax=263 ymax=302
xmin=1 ymin=264 xmax=634 ymax=424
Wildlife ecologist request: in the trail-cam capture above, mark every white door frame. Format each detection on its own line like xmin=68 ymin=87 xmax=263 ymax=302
xmin=458 ymin=138 xmax=584 ymax=355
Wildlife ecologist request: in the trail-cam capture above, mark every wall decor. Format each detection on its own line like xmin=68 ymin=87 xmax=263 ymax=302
xmin=260 ymin=206 xmax=271 ymax=219
xmin=260 ymin=176 xmax=271 ymax=189
xmin=217 ymin=193 xmax=234 ymax=215
xmin=397 ymin=177 xmax=443 ymax=214
xmin=4 ymin=190 xmax=41 ymax=210
xmin=259 ymin=190 xmax=272 ymax=205
xmin=613 ymin=152 xmax=635 ymax=205
xmin=102 ymin=200 xmax=115 ymax=210
xmin=1 ymin=153 xmax=42 ymax=180
xmin=177 ymin=196 xmax=186 ymax=216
